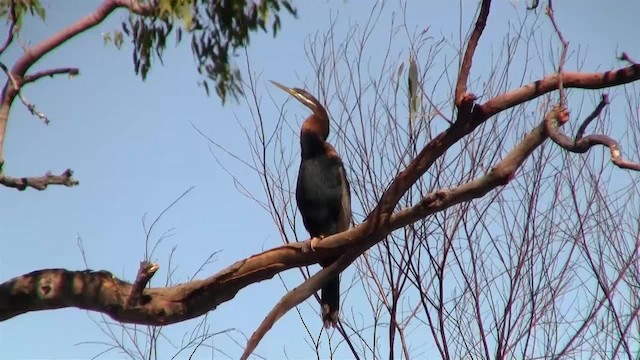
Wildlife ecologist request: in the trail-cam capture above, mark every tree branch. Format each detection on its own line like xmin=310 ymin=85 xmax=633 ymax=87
xmin=23 ymin=67 xmax=80 ymax=84
xmin=479 ymin=62 xmax=640 ymax=119
xmin=455 ymin=0 xmax=491 ymax=106
xmin=545 ymin=94 xmax=640 ymax=171
xmin=0 ymin=169 xmax=79 ymax=190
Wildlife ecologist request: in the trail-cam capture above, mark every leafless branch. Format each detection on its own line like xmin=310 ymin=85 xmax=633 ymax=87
xmin=23 ymin=67 xmax=80 ymax=84
xmin=455 ymin=0 xmax=491 ymax=107
xmin=0 ymin=62 xmax=51 ymax=124
xmin=545 ymin=94 xmax=640 ymax=170
xmin=0 ymin=168 xmax=78 ymax=190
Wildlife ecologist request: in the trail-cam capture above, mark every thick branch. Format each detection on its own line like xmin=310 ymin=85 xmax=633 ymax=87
xmin=455 ymin=0 xmax=491 ymax=106
xmin=0 ymin=169 xmax=79 ymax=190
xmin=480 ymin=64 xmax=640 ymax=119
xmin=392 ymin=107 xmax=567 ymax=229
xmin=0 ymin=238 xmax=366 ymax=324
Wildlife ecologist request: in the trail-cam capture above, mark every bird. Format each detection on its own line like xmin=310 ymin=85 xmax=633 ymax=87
xmin=270 ymin=80 xmax=352 ymax=328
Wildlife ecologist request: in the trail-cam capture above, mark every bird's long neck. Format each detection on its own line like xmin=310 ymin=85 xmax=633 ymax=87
xmin=300 ymin=110 xmax=330 ymax=159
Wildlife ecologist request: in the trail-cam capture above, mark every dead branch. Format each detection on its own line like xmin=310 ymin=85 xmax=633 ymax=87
xmin=545 ymin=94 xmax=640 ymax=171
xmin=0 ymin=169 xmax=79 ymax=190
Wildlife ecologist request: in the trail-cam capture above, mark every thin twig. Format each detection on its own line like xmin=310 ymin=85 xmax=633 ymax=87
xmin=0 ymin=62 xmax=51 ymax=125
xmin=546 ymin=0 xmax=569 ymax=107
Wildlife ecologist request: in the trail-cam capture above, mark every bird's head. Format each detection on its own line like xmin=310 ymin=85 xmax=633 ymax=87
xmin=269 ymin=80 xmax=323 ymax=114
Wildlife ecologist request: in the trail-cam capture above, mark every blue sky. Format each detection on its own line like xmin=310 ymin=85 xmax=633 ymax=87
xmin=1 ymin=0 xmax=639 ymax=359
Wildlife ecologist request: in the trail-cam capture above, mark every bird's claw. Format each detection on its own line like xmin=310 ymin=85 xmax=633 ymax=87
xmin=302 ymin=236 xmax=324 ymax=253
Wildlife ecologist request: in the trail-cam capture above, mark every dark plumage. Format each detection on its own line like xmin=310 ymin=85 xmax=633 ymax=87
xmin=270 ymin=80 xmax=352 ymax=328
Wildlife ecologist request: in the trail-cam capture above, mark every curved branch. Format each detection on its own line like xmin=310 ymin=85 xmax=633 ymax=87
xmin=545 ymin=94 xmax=640 ymax=171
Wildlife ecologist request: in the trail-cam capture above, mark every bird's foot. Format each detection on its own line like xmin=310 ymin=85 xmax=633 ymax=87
xmin=301 ymin=236 xmax=324 ymax=253
xmin=322 ymin=304 xmax=339 ymax=329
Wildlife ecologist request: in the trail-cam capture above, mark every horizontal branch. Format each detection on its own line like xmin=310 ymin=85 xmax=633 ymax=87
xmin=480 ymin=63 xmax=640 ymax=119
xmin=0 ymin=169 xmax=79 ymax=190
xmin=0 ymin=236 xmax=367 ymax=324
xmin=23 ymin=67 xmax=80 ymax=84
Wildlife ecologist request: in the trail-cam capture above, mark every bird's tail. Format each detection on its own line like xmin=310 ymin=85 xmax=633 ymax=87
xmin=321 ymin=274 xmax=340 ymax=328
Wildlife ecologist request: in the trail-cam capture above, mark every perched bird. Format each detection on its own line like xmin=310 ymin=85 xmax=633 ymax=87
xmin=270 ymin=80 xmax=352 ymax=328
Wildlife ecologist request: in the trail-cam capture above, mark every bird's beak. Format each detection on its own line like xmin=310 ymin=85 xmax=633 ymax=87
xmin=269 ymin=80 xmax=298 ymax=98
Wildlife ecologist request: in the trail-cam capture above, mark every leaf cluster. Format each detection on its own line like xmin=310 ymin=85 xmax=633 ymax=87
xmin=123 ymin=0 xmax=297 ymax=103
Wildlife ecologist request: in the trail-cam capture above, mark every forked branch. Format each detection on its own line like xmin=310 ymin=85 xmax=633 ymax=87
xmin=545 ymin=94 xmax=640 ymax=171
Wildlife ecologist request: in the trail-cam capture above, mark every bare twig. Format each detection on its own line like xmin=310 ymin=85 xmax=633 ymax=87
xmin=546 ymin=0 xmax=570 ymax=106
xmin=23 ymin=67 xmax=80 ymax=84
xmin=0 ymin=168 xmax=78 ymax=190
xmin=0 ymin=62 xmax=50 ymax=124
